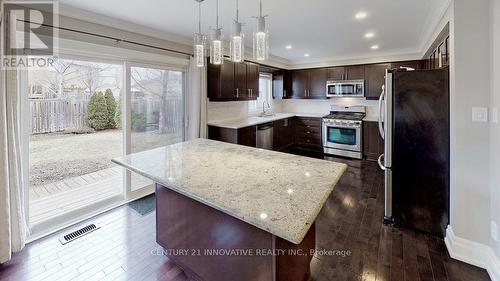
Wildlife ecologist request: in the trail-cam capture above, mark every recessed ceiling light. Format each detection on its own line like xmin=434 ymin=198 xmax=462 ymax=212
xmin=371 ymin=45 xmax=379 ymax=50
xmin=355 ymin=12 xmax=367 ymax=19
xmin=365 ymin=32 xmax=375 ymax=39
xmin=304 ymin=53 xmax=310 ymax=57
xmin=286 ymin=45 xmax=293 ymax=50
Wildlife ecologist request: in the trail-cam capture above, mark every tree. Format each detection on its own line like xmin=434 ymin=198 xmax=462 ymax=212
xmin=131 ymin=68 xmax=173 ymax=133
xmin=86 ymin=92 xmax=109 ymax=130
xmin=114 ymin=98 xmax=122 ymax=129
xmin=104 ymin=89 xmax=117 ymax=129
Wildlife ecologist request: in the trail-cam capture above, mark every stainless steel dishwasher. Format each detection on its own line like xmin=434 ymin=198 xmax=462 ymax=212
xmin=256 ymin=123 xmax=273 ymax=150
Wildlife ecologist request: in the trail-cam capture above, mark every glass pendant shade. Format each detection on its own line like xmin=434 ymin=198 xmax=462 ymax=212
xmin=194 ymin=33 xmax=206 ymax=67
xmin=230 ymin=21 xmax=244 ymax=62
xmin=253 ymin=16 xmax=269 ymax=61
xmin=210 ymin=28 xmax=224 ymax=65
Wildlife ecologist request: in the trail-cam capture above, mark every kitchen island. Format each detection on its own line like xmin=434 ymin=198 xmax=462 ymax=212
xmin=112 ymin=139 xmax=346 ymax=281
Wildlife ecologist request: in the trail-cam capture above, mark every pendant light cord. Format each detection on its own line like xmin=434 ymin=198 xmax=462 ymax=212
xmin=216 ymin=0 xmax=220 ymax=29
xmin=236 ymin=0 xmax=239 ymax=22
xmin=198 ymin=1 xmax=202 ymax=34
xmin=259 ymin=0 xmax=263 ymax=17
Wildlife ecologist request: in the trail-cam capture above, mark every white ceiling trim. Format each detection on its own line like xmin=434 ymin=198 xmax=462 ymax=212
xmin=288 ymin=51 xmax=422 ymax=70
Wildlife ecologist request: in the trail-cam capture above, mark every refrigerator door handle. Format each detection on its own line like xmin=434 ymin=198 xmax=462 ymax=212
xmin=378 ymin=154 xmax=387 ymax=170
xmin=378 ymin=85 xmax=386 ymax=139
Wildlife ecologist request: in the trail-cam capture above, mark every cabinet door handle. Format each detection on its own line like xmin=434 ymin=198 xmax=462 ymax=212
xmin=283 ymin=90 xmax=286 ymax=98
xmin=236 ymin=88 xmax=239 ymax=98
xmin=248 ymin=89 xmax=251 ymax=97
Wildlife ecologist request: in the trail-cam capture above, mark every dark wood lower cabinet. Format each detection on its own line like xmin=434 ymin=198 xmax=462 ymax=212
xmin=209 ymin=119 xmax=385 ymax=162
xmin=363 ymin=121 xmax=384 ymax=161
xmin=273 ymin=118 xmax=294 ymax=151
xmin=209 ymin=117 xmax=324 ymax=153
xmin=208 ymin=125 xmax=256 ymax=147
xmin=294 ymin=117 xmax=322 ymax=151
xmin=156 ymin=184 xmax=315 ymax=281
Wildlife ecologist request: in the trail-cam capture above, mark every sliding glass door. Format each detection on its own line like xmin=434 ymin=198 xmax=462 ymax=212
xmin=22 ymin=52 xmax=187 ymax=236
xmin=24 ymin=56 xmax=124 ymax=232
xmin=125 ymin=63 xmax=186 ymax=197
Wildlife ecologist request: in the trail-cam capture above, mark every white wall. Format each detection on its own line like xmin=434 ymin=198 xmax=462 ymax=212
xmin=490 ymin=0 xmax=500 ymax=260
xmin=276 ymin=99 xmax=379 ymax=117
xmin=207 ymin=100 xmax=282 ymax=122
xmin=207 ymin=98 xmax=378 ymax=122
xmin=449 ymin=0 xmax=491 ymax=245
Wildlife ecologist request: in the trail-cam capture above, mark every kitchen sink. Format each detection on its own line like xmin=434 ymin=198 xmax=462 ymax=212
xmin=257 ymin=113 xmax=276 ymax=118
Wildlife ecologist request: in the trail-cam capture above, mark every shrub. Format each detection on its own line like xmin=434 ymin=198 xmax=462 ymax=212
xmin=114 ymin=98 xmax=122 ymax=129
xmin=63 ymin=126 xmax=95 ymax=134
xmin=104 ymin=89 xmax=117 ymax=129
xmin=132 ymin=112 xmax=147 ymax=132
xmin=85 ymin=92 xmax=109 ymax=130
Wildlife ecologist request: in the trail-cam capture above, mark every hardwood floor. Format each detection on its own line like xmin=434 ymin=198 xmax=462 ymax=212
xmin=0 ymin=150 xmax=491 ymax=281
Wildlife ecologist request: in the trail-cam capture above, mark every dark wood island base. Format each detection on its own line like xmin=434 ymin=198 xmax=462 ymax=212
xmin=156 ymin=184 xmax=315 ymax=281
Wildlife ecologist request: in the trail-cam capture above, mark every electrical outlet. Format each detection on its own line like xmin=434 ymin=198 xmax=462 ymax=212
xmin=492 ymin=107 xmax=498 ymax=124
xmin=472 ymin=107 xmax=488 ymax=122
xmin=492 ymin=221 xmax=499 ymax=242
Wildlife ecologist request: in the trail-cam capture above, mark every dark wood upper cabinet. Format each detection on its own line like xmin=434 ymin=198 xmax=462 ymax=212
xmin=345 ymin=65 xmax=365 ymax=80
xmin=235 ymin=62 xmax=248 ymax=98
xmin=209 ymin=59 xmax=424 ymax=101
xmin=292 ymin=70 xmax=309 ymax=99
xmin=308 ymin=68 xmax=327 ymax=98
xmin=326 ymin=65 xmax=364 ymax=80
xmin=327 ymin=67 xmax=345 ymax=80
xmin=246 ymin=63 xmax=260 ymax=98
xmin=365 ymin=63 xmax=391 ymax=100
xmin=391 ymin=60 xmax=422 ymax=70
xmin=272 ymin=70 xmax=292 ymax=99
xmin=210 ymin=59 xmax=236 ymax=100
xmin=208 ymin=60 xmax=259 ymax=101
xmin=291 ymin=68 xmax=327 ymax=99
xmin=273 ymin=72 xmax=284 ymax=99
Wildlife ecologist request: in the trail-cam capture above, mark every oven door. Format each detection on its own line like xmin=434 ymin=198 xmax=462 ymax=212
xmin=323 ymin=122 xmax=362 ymax=152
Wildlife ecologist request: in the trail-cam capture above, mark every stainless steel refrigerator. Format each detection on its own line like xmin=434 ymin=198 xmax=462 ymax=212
xmin=377 ymin=67 xmax=449 ymax=238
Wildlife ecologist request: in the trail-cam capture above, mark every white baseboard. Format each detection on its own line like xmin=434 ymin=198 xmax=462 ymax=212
xmin=445 ymin=226 xmax=500 ymax=281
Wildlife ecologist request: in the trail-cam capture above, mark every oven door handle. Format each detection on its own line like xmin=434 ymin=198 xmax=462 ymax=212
xmin=323 ymin=123 xmax=361 ymax=129
xmin=378 ymin=154 xmax=387 ymax=171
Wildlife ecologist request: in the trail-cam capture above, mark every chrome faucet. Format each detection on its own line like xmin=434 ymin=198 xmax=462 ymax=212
xmin=262 ymin=101 xmax=271 ymax=115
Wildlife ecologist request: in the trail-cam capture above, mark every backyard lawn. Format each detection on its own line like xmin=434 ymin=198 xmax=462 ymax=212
xmin=29 ymin=130 xmax=122 ymax=187
xmin=29 ymin=129 xmax=184 ymax=187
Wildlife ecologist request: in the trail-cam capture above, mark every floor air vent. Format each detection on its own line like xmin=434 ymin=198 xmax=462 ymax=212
xmin=59 ymin=224 xmax=100 ymax=245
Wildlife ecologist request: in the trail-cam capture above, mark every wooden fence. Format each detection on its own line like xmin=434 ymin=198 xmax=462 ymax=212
xmin=30 ymin=97 xmax=184 ymax=135
xmin=30 ymin=98 xmax=88 ymax=134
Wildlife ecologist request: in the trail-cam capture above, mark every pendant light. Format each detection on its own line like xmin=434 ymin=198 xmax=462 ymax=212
xmin=253 ymin=0 xmax=269 ymax=61
xmin=230 ymin=0 xmax=244 ymax=63
xmin=210 ymin=0 xmax=224 ymax=65
xmin=194 ymin=0 xmax=207 ymax=67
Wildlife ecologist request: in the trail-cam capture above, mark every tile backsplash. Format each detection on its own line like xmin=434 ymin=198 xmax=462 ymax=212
xmin=207 ymin=98 xmax=378 ymax=122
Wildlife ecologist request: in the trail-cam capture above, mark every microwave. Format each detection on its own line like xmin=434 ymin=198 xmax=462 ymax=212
xmin=326 ymin=80 xmax=365 ymax=97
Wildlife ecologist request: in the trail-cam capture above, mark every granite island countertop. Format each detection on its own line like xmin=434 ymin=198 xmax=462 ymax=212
xmin=112 ymin=138 xmax=347 ymax=244
xmin=207 ymin=112 xmax=328 ymax=129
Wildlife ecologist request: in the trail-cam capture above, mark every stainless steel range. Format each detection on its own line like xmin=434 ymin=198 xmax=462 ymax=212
xmin=322 ymin=106 xmax=366 ymax=159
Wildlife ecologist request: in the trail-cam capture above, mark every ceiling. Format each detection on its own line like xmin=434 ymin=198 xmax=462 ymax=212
xmin=60 ymin=0 xmax=450 ymax=65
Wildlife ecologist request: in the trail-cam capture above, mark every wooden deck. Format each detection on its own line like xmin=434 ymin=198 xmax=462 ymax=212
xmin=29 ymin=167 xmax=123 ymax=225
